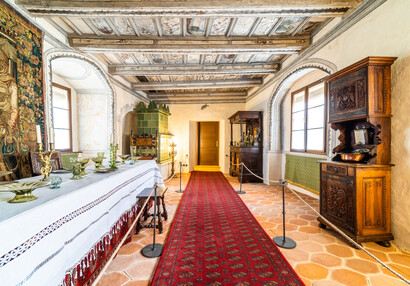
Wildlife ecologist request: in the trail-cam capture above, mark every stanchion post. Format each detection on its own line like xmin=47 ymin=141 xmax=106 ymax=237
xmin=176 ymin=161 xmax=184 ymax=193
xmin=237 ymin=162 xmax=246 ymax=194
xmin=273 ymin=180 xmax=296 ymax=249
xmin=141 ymin=184 xmax=164 ymax=257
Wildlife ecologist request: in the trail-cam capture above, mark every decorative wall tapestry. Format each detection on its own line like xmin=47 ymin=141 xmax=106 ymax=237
xmin=0 ymin=1 xmax=44 ymax=179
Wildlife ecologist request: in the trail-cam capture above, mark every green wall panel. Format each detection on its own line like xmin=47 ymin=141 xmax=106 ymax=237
xmin=285 ymin=154 xmax=326 ymax=193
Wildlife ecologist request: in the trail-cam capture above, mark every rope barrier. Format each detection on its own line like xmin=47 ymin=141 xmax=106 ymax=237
xmin=231 ymin=160 xmax=410 ymax=284
xmin=163 ymin=170 xmax=177 ymax=184
xmin=92 ymin=185 xmax=157 ymax=286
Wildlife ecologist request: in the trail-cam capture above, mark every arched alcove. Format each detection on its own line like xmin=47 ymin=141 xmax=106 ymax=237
xmin=44 ymin=49 xmax=115 ymax=156
xmin=266 ymin=58 xmax=337 ymax=181
xmin=121 ymin=110 xmax=139 ymax=154
xmin=268 ymin=58 xmax=337 ymax=152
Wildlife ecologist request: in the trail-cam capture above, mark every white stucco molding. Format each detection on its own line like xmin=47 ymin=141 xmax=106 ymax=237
xmin=44 ymin=48 xmax=115 ymax=144
xmin=267 ymin=58 xmax=337 ymax=152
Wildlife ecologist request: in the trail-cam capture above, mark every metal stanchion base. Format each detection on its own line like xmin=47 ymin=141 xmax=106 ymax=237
xmin=141 ymin=243 xmax=163 ymax=258
xmin=273 ymin=236 xmax=297 ymax=249
xmin=236 ymin=190 xmax=246 ymax=194
xmin=175 ymin=189 xmax=184 ymax=193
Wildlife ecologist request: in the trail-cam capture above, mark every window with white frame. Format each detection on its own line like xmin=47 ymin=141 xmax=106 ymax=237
xmin=291 ymin=79 xmax=326 ymax=153
xmin=52 ymin=83 xmax=72 ymax=152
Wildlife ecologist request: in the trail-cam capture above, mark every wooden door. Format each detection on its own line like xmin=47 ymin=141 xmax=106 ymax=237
xmin=198 ymin=122 xmax=219 ymax=165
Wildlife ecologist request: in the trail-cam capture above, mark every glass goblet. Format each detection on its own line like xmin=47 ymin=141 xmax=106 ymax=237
xmin=71 ymin=163 xmax=82 ymax=180
xmin=92 ymin=157 xmax=103 ymax=171
xmin=80 ymin=158 xmax=90 ymax=176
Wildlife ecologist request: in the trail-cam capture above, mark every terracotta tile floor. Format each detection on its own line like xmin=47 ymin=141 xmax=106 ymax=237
xmin=97 ymin=173 xmax=410 ymax=286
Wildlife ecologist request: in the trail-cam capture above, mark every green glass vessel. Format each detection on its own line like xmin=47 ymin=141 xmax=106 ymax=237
xmin=110 ymin=144 xmax=118 ymax=169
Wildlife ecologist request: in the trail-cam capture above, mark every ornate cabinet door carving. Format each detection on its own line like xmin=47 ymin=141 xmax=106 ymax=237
xmin=321 ymin=173 xmax=356 ymax=234
xmin=328 ymin=67 xmax=368 ymax=122
xmin=319 ymin=162 xmax=393 ymax=243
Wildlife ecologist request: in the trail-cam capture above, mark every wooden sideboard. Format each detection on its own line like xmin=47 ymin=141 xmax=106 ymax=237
xmin=318 ymin=57 xmax=396 ymax=246
xmin=229 ymin=111 xmax=263 ymax=183
xmin=319 ymin=161 xmax=392 ymax=244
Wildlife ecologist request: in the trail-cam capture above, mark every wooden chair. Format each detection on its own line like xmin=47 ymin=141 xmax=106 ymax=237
xmin=130 ymin=131 xmax=158 ymax=161
xmin=29 ymin=151 xmax=63 ymax=176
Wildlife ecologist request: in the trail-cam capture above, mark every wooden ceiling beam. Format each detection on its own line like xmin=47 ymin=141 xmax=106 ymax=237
xmin=148 ymin=91 xmax=247 ymax=98
xmin=16 ymin=0 xmax=362 ymax=17
xmin=132 ymin=78 xmax=262 ymax=90
xmin=152 ymin=98 xmax=247 ymax=104
xmin=68 ymin=35 xmax=310 ymax=54
xmin=109 ymin=63 xmax=279 ymax=75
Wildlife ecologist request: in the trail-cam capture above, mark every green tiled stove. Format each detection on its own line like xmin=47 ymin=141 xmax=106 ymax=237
xmin=134 ymin=101 xmax=173 ymax=164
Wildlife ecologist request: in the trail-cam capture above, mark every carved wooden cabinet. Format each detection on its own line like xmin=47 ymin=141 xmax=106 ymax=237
xmin=229 ymin=111 xmax=263 ymax=183
xmin=319 ymin=57 xmax=396 ymax=245
xmin=319 ymin=162 xmax=392 ymax=243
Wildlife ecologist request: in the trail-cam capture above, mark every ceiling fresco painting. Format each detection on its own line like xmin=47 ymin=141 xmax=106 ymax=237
xmin=161 ymin=18 xmax=181 ymax=36
xmin=134 ymin=18 xmax=157 ymax=36
xmin=16 ymin=0 xmax=363 ymax=103
xmin=111 ymin=18 xmax=134 ymax=35
xmin=91 ymin=18 xmax=113 ymax=34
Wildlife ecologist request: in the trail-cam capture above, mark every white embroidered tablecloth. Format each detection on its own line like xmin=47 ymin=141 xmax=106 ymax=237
xmin=0 ymin=160 xmax=163 ymax=286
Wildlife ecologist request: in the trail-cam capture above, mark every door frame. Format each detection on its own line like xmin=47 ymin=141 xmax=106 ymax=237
xmin=197 ymin=121 xmax=219 ymax=165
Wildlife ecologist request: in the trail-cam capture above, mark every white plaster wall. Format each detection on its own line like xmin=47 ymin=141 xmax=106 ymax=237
xmin=113 ymin=85 xmax=143 ymax=156
xmin=246 ymin=0 xmax=410 ymax=250
xmin=51 ymin=74 xmax=79 ymax=152
xmin=168 ymin=103 xmax=245 ymax=174
xmin=77 ymin=93 xmax=109 ymax=157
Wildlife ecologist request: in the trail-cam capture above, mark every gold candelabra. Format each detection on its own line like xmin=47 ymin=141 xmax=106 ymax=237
xmin=37 ymin=142 xmax=55 ymax=180
xmin=169 ymin=141 xmax=177 ymax=176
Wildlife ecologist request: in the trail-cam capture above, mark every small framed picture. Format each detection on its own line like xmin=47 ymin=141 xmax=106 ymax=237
xmin=354 ymin=129 xmax=368 ymax=145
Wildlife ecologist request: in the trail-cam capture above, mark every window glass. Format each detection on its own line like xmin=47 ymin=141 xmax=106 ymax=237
xmin=307 ymin=128 xmax=324 ymax=151
xmin=291 ymin=111 xmax=305 ymax=131
xmin=52 ymin=84 xmax=71 ymax=151
xmin=292 ymin=91 xmax=305 ymax=112
xmin=307 ymin=106 xmax=324 ymax=129
xmin=308 ymin=82 xmax=324 ymax=108
xmin=291 ymin=131 xmax=305 ymax=150
xmin=291 ymin=79 xmax=326 ymax=153
xmin=53 ymin=109 xmax=70 ymax=129
xmin=53 ymin=89 xmax=69 ymax=109
xmin=55 ymin=129 xmax=70 ymax=150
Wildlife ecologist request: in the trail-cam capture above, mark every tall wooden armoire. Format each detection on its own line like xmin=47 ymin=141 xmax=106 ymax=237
xmin=318 ymin=57 xmax=397 ymax=246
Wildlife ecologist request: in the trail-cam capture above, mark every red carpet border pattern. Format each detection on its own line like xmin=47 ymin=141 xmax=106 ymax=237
xmin=151 ymin=171 xmax=304 ymax=285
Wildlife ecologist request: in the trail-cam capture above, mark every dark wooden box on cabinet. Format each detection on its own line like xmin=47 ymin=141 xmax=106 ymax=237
xmin=318 ymin=57 xmax=396 ymax=245
xmin=229 ymin=111 xmax=263 ymax=183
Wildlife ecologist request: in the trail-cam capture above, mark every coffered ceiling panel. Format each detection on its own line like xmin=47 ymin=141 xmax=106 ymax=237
xmin=17 ymin=0 xmax=363 ymax=103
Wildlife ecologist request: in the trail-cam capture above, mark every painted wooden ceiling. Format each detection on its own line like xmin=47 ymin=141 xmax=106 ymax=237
xmin=17 ymin=0 xmax=363 ymax=103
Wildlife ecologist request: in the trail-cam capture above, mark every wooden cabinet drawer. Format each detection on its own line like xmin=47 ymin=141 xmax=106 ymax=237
xmin=322 ymin=164 xmax=355 ymax=177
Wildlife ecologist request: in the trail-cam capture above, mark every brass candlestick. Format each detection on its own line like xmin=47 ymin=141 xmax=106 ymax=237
xmin=37 ymin=143 xmax=55 ymax=180
xmin=169 ymin=141 xmax=177 ymax=176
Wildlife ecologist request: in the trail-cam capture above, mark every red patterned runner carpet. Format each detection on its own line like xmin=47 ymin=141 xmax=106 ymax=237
xmin=151 ymin=171 xmax=304 ymax=285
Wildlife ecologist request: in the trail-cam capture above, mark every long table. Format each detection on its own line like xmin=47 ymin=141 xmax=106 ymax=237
xmin=0 ymin=160 xmax=163 ymax=286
